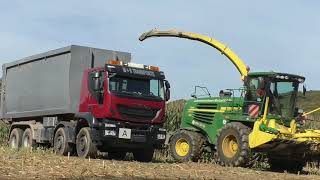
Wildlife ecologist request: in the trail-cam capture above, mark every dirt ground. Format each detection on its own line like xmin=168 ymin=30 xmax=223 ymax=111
xmin=0 ymin=148 xmax=319 ymax=180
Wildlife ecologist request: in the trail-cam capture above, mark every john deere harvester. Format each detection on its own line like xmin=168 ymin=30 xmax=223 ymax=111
xmin=139 ymin=29 xmax=320 ymax=171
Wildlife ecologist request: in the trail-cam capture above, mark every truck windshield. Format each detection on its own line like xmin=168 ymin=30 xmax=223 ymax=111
xmin=269 ymin=80 xmax=299 ymax=118
xmin=109 ymin=76 xmax=164 ymax=100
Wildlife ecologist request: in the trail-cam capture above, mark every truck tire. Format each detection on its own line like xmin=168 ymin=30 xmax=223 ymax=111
xmin=133 ymin=148 xmax=154 ymax=162
xmin=54 ymin=127 xmax=71 ymax=156
xmin=268 ymin=158 xmax=305 ymax=172
xmin=108 ymin=152 xmax=127 ymax=160
xmin=8 ymin=128 xmax=23 ymax=149
xmin=216 ymin=122 xmax=251 ymax=167
xmin=169 ymin=130 xmax=204 ymax=162
xmin=22 ymin=128 xmax=36 ymax=149
xmin=76 ymin=127 xmax=97 ymax=158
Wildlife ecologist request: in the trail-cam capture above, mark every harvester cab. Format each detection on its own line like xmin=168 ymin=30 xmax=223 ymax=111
xmin=243 ymin=72 xmax=305 ymax=123
xmin=139 ymin=29 xmax=320 ymax=171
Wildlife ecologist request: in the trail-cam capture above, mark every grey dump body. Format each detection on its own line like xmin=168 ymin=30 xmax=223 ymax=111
xmin=0 ymin=45 xmax=131 ymax=119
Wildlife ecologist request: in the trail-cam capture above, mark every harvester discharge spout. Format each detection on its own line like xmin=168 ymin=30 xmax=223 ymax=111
xmin=139 ymin=29 xmax=249 ymax=80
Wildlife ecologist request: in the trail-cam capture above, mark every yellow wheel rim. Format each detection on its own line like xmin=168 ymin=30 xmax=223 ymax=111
xmin=175 ymin=138 xmax=190 ymax=157
xmin=222 ymin=134 xmax=238 ymax=158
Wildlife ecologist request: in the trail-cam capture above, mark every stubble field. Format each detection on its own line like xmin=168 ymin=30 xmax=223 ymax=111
xmin=0 ymin=148 xmax=320 ymax=180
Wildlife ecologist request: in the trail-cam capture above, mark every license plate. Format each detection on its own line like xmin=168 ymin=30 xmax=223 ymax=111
xmin=118 ymin=128 xmax=131 ymax=139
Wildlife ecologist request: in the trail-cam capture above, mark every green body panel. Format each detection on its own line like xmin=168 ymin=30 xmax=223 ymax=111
xmin=180 ymin=96 xmax=246 ymax=144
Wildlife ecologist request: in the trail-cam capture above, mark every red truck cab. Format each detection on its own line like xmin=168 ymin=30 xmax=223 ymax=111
xmin=76 ymin=60 xmax=170 ymax=161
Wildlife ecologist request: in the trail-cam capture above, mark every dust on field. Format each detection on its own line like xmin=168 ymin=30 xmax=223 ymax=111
xmin=0 ymin=148 xmax=319 ymax=180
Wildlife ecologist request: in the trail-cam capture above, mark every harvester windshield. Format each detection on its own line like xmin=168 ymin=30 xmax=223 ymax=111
xmin=269 ymin=80 xmax=298 ymax=118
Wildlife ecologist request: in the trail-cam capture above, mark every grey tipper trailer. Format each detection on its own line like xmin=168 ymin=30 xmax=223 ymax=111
xmin=1 ymin=45 xmax=130 ymax=151
xmin=1 ymin=45 xmax=130 ymax=119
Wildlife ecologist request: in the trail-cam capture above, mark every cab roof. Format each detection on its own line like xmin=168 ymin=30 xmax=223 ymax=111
xmin=248 ymin=72 xmax=305 ymax=81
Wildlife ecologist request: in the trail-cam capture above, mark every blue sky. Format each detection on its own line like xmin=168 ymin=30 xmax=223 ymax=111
xmin=0 ymin=1 xmax=319 ymax=100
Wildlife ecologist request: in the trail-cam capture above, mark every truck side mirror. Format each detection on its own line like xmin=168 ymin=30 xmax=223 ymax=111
xmin=164 ymin=80 xmax=171 ymax=101
xmin=165 ymin=80 xmax=171 ymax=89
xmin=165 ymin=88 xmax=170 ymax=101
xmin=93 ymin=72 xmax=101 ymax=91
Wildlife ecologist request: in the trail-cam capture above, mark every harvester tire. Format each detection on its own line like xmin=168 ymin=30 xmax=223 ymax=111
xmin=170 ymin=130 xmax=204 ymax=162
xmin=8 ymin=128 xmax=23 ymax=149
xmin=268 ymin=158 xmax=305 ymax=172
xmin=216 ymin=122 xmax=251 ymax=167
xmin=76 ymin=127 xmax=97 ymax=158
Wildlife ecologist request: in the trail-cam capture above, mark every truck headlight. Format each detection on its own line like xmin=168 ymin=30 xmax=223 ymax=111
xmin=157 ymin=134 xmax=166 ymax=140
xmin=105 ymin=130 xmax=116 ymax=136
xmin=158 ymin=128 xmax=166 ymax=132
xmin=105 ymin=123 xmax=116 ymax=128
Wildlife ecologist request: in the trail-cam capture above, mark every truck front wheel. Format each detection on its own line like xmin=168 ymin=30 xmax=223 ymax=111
xmin=76 ymin=127 xmax=97 ymax=158
xmin=133 ymin=148 xmax=154 ymax=162
xmin=54 ymin=127 xmax=71 ymax=156
xmin=8 ymin=128 xmax=23 ymax=149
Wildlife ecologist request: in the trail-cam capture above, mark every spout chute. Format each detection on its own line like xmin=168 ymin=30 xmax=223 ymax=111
xmin=139 ymin=29 xmax=249 ymax=80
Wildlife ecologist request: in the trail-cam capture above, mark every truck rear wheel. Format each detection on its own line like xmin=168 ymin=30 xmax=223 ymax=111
xmin=169 ymin=130 xmax=204 ymax=162
xmin=133 ymin=148 xmax=154 ymax=162
xmin=54 ymin=127 xmax=71 ymax=156
xmin=8 ymin=128 xmax=23 ymax=149
xmin=76 ymin=127 xmax=97 ymax=158
xmin=216 ymin=122 xmax=250 ymax=167
xmin=22 ymin=128 xmax=36 ymax=149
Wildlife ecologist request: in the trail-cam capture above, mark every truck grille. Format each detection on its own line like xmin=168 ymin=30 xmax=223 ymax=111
xmin=117 ymin=104 xmax=159 ymax=121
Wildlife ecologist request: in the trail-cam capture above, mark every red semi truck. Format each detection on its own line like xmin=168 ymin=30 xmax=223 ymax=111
xmin=0 ymin=45 xmax=170 ymax=161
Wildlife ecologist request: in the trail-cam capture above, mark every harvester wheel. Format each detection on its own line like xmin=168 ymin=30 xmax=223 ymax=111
xmin=170 ymin=130 xmax=204 ymax=162
xmin=76 ymin=127 xmax=97 ymax=158
xmin=268 ymin=158 xmax=305 ymax=172
xmin=8 ymin=128 xmax=23 ymax=149
xmin=216 ymin=122 xmax=250 ymax=167
xmin=54 ymin=127 xmax=71 ymax=156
